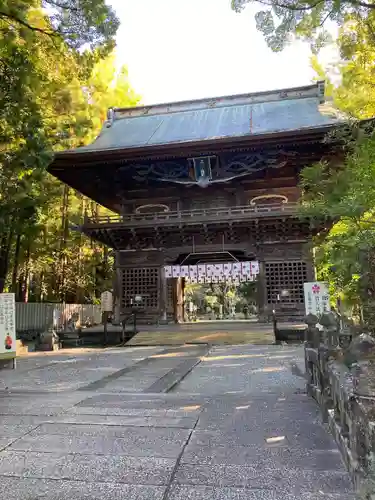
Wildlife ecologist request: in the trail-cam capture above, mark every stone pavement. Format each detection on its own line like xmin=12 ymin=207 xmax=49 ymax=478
xmin=0 ymin=343 xmax=356 ymax=499
xmin=83 ymin=320 xmax=307 ymax=346
xmin=126 ymin=321 xmax=293 ymax=346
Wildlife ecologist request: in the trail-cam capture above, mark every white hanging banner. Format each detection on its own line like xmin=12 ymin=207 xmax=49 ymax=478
xmin=164 ymin=261 xmax=259 ymax=283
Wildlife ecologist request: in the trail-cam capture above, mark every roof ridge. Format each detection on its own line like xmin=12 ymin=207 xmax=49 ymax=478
xmin=105 ymin=81 xmax=326 ymax=123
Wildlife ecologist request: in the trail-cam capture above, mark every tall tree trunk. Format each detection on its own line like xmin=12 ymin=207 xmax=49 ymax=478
xmin=59 ymin=185 xmax=70 ymax=301
xmin=0 ymin=229 xmax=14 ymax=293
xmin=11 ymin=233 xmax=21 ymax=294
xmin=20 ymin=243 xmax=30 ymax=303
xmin=75 ymin=194 xmax=85 ymax=303
xmin=39 ymin=271 xmax=45 ymax=302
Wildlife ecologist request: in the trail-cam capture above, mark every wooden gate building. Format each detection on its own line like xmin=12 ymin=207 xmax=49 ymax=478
xmin=48 ymin=81 xmax=344 ymax=323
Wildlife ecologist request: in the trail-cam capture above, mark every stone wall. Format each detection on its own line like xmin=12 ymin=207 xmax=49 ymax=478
xmin=304 ymin=313 xmax=375 ymax=498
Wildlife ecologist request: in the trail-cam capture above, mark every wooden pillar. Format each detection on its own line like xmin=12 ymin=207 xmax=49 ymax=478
xmin=257 ymin=261 xmax=268 ymax=321
xmin=113 ymin=252 xmax=122 ymax=324
xmin=159 ymin=265 xmax=168 ymax=323
xmin=174 ymin=278 xmax=185 ymax=323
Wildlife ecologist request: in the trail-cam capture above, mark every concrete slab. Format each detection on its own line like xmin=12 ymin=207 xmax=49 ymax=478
xmin=0 ymin=424 xmax=39 ymax=438
xmin=0 ymin=450 xmax=175 ymax=485
xmin=189 ymin=428 xmax=338 ymax=450
xmin=0 ymin=476 xmax=166 ymax=500
xmin=166 ymin=484 xmax=356 ymax=500
xmin=9 ymin=430 xmax=189 ymax=458
xmin=0 ymin=334 xmax=355 ymax=499
xmin=173 ymin=464 xmax=353 ymax=493
xmin=67 ymin=406 xmax=198 ymax=417
xmin=52 ymin=414 xmax=198 ymax=428
xmin=173 ymin=345 xmax=306 ymax=395
xmin=76 ymin=392 xmax=205 ymax=411
xmin=180 ymin=443 xmax=344 ymax=469
xmin=0 ymin=347 xmax=164 ymax=392
xmin=31 ymin=422 xmax=191 ymax=441
xmin=0 ymin=437 xmax=17 ymax=451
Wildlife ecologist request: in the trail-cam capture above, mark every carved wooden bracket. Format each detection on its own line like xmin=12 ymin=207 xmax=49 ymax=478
xmin=250 ymin=194 xmax=288 ymax=206
xmin=135 ymin=204 xmax=170 ymax=214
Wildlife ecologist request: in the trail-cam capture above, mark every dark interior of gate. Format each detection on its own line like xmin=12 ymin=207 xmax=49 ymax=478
xmin=48 ymin=81 xmax=343 ymax=328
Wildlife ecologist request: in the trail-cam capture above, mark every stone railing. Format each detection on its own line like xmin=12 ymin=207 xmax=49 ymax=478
xmin=83 ymin=203 xmax=299 ymax=228
xmin=304 ymin=312 xmax=375 ymax=497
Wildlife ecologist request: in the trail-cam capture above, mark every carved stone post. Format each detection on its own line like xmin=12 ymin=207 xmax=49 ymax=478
xmin=304 ymin=313 xmax=320 ymax=399
xmin=305 ymin=313 xmax=320 ymax=348
xmin=318 ymin=312 xmax=341 ymax=422
xmin=320 ymin=311 xmax=340 ymax=348
xmin=159 ymin=265 xmax=168 ymax=324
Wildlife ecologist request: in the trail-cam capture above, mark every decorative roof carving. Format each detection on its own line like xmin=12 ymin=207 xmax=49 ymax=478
xmin=127 ymin=149 xmax=297 ymax=188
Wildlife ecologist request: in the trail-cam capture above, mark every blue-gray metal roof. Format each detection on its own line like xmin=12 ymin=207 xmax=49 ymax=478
xmin=68 ymin=81 xmax=346 ymax=154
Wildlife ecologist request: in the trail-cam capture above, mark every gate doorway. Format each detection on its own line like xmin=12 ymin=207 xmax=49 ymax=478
xmin=164 ymin=252 xmax=260 ymax=323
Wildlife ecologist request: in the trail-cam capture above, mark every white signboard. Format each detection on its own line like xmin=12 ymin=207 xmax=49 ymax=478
xmin=304 ymin=282 xmax=330 ymax=317
xmin=164 ymin=261 xmax=259 ymax=284
xmin=0 ymin=293 xmax=16 ymax=358
xmin=101 ymin=291 xmax=113 ymax=312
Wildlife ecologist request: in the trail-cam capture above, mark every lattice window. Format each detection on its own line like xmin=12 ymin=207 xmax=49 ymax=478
xmin=121 ymin=267 xmax=159 ymax=309
xmin=265 ymin=261 xmax=307 ymax=304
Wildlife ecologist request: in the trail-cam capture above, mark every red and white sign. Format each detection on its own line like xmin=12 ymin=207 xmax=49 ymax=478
xmin=0 ymin=293 xmax=16 ymax=358
xmin=304 ymin=282 xmax=330 ymax=317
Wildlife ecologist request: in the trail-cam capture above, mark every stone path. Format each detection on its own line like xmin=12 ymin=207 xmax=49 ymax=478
xmin=0 ymin=343 xmax=356 ymax=499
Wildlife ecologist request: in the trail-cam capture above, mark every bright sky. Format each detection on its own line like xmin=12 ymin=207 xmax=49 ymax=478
xmin=109 ymin=0 xmax=336 ymax=105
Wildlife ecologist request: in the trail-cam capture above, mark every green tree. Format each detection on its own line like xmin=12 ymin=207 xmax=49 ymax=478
xmin=0 ymin=0 xmax=119 ymax=53
xmin=232 ymin=0 xmax=375 ymax=53
xmin=300 ymin=129 xmax=375 ymax=321
xmin=0 ymin=2 xmax=139 ymax=302
xmin=301 ymin=18 xmax=375 ymax=321
xmin=9 ymin=52 xmax=140 ymax=302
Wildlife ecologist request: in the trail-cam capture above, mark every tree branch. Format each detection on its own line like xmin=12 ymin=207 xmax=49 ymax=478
xmin=320 ymin=8 xmax=334 ymax=26
xmin=349 ymin=0 xmax=375 ymax=9
xmin=255 ymin=0 xmax=326 ymax=12
xmin=44 ymin=0 xmax=79 ymax=11
xmin=0 ymin=11 xmax=57 ymax=37
xmin=256 ymin=0 xmax=375 ymax=12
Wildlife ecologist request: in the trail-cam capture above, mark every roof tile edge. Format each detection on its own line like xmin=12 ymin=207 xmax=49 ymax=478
xmin=108 ymin=81 xmax=326 ymax=121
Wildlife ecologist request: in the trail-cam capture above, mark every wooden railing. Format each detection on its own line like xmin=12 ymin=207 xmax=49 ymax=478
xmin=84 ymin=202 xmax=299 ymax=227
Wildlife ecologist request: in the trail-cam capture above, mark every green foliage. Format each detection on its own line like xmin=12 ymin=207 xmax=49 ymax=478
xmin=184 ymin=281 xmax=257 ymax=316
xmin=232 ymin=0 xmax=375 ymax=53
xmin=294 ymin=7 xmax=375 ymax=321
xmin=0 ymin=1 xmax=139 ymax=302
xmin=0 ymin=0 xmax=119 ymax=54
xmin=238 ymin=281 xmax=257 ymax=303
xmin=300 ymin=128 xmax=375 ymax=319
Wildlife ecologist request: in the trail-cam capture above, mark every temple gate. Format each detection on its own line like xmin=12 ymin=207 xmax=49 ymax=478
xmin=48 ymin=81 xmax=344 ymax=325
